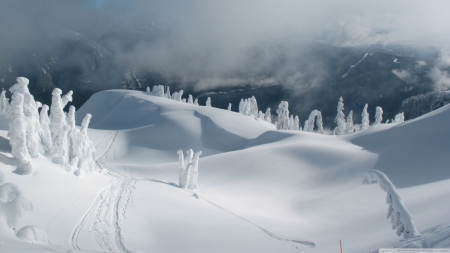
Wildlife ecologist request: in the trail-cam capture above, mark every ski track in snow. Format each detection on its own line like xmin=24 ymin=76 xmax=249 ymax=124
xmin=73 ymin=129 xmax=314 ymax=252
xmin=71 ymin=130 xmax=136 ymax=253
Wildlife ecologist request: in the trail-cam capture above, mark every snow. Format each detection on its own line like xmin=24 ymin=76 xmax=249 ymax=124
xmin=0 ymin=89 xmax=450 ymax=252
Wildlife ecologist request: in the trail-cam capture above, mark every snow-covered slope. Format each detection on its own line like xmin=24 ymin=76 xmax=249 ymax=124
xmin=1 ymin=90 xmax=449 ymax=253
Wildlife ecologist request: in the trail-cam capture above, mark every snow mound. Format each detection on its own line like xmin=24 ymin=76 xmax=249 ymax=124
xmin=13 ymin=162 xmax=34 ymax=176
xmin=0 ymin=197 xmax=33 ymax=228
xmin=350 ymin=103 xmax=450 ymax=187
xmin=16 ymin=226 xmax=49 ymax=245
xmin=0 ymin=182 xmax=23 ymax=202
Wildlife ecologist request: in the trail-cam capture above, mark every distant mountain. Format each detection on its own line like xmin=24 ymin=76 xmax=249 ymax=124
xmin=0 ymin=26 xmax=438 ymax=127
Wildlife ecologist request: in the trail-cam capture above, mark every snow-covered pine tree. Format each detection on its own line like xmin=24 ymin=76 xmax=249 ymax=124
xmin=289 ymin=115 xmax=294 ymax=130
xmin=206 ymin=97 xmax=211 ymax=107
xmin=393 ymin=112 xmax=405 ymax=123
xmin=293 ymin=116 xmax=300 ymax=130
xmin=228 ymin=103 xmax=232 ymax=111
xmin=188 ymin=151 xmax=202 ymax=191
xmin=250 ymin=96 xmax=258 ymax=117
xmin=146 ymin=86 xmax=150 ymax=92
xmin=188 ymin=95 xmax=194 ymax=104
xmin=194 ymin=98 xmax=199 ymax=106
xmin=9 ymin=77 xmax=42 ymax=158
xmin=239 ymin=99 xmax=244 ymax=114
xmin=257 ymin=111 xmax=264 ymax=120
xmin=265 ymin=108 xmax=272 ymax=123
xmin=374 ymin=106 xmax=383 ymax=125
xmin=39 ymin=105 xmax=52 ymax=154
xmin=334 ymin=96 xmax=346 ymax=135
xmin=361 ymin=103 xmax=370 ymax=130
xmin=276 ymin=101 xmax=290 ymax=130
xmin=8 ymin=93 xmax=31 ymax=164
xmin=172 ymin=91 xmax=178 ymax=101
xmin=76 ymin=114 xmax=96 ymax=174
xmin=177 ymin=90 xmax=184 ymax=101
xmin=165 ymin=86 xmax=171 ymax=99
xmin=182 ymin=98 xmax=186 ymax=103
xmin=363 ymin=170 xmax=421 ymax=239
xmin=61 ymin=90 xmax=73 ymax=108
xmin=0 ymin=89 xmax=9 ymax=112
xmin=66 ymin=106 xmax=77 ymax=160
xmin=346 ymin=110 xmax=354 ymax=134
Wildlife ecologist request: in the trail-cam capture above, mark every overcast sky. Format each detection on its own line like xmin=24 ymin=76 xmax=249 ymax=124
xmin=2 ymin=0 xmax=450 ymax=89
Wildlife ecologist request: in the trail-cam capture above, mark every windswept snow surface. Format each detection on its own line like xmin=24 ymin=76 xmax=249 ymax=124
xmin=0 ymin=89 xmax=450 ymax=252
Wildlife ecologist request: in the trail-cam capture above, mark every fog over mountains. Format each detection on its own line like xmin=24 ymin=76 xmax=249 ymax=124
xmin=1 ymin=0 xmax=450 ymax=127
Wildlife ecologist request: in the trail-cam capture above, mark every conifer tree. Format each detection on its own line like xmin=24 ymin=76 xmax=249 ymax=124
xmin=265 ymin=108 xmax=272 ymax=123
xmin=361 ymin=103 xmax=370 ymax=130
xmin=228 ymin=103 xmax=232 ymax=111
xmin=206 ymin=97 xmax=211 ymax=107
xmin=334 ymin=96 xmax=347 ymax=135
xmin=346 ymin=110 xmax=354 ymax=134
xmin=39 ymin=105 xmax=52 ymax=154
xmin=188 ymin=95 xmax=194 ymax=104
xmin=374 ymin=106 xmax=383 ymax=125
xmin=276 ymin=101 xmax=290 ymax=130
xmin=0 ymin=89 xmax=9 ymax=112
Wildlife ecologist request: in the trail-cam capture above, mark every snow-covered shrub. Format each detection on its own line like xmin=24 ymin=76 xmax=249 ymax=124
xmin=0 ymin=89 xmax=9 ymax=112
xmin=177 ymin=149 xmax=202 ymax=190
xmin=228 ymin=103 xmax=232 ymax=111
xmin=8 ymin=93 xmax=31 ymax=164
xmin=346 ymin=110 xmax=354 ymax=134
xmin=16 ymin=225 xmax=49 ymax=245
xmin=304 ymin=109 xmax=324 ymax=134
xmin=206 ymin=97 xmax=211 ymax=107
xmin=363 ymin=170 xmax=421 ymax=239
xmin=361 ymin=103 xmax=370 ymax=130
xmin=265 ymin=108 xmax=272 ymax=123
xmin=374 ymin=106 xmax=383 ymax=125
xmin=334 ymin=96 xmax=347 ymax=135
xmin=393 ymin=112 xmax=405 ymax=123
xmin=276 ymin=101 xmax=290 ymax=130
xmin=0 ymin=177 xmax=33 ymax=231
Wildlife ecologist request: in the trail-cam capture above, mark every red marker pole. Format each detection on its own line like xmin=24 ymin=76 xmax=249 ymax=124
xmin=340 ymin=240 xmax=343 ymax=253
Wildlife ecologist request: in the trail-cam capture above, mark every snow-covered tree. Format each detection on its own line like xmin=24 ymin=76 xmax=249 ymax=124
xmin=374 ymin=106 xmax=383 ymax=125
xmin=75 ymin=114 xmax=96 ymax=174
xmin=66 ymin=106 xmax=77 ymax=160
xmin=152 ymin=85 xmax=165 ymax=97
xmin=393 ymin=112 xmax=405 ymax=123
xmin=361 ymin=103 xmax=370 ymax=130
xmin=182 ymin=98 xmax=186 ymax=103
xmin=9 ymin=77 xmax=42 ymax=158
xmin=177 ymin=90 xmax=184 ymax=101
xmin=165 ymin=86 xmax=171 ymax=99
xmin=0 ymin=89 xmax=9 ymax=112
xmin=334 ymin=96 xmax=346 ymax=135
xmin=276 ymin=101 xmax=290 ymax=130
xmin=188 ymin=151 xmax=202 ymax=191
xmin=206 ymin=97 xmax=211 ymax=107
xmin=293 ymin=115 xmax=300 ymax=130
xmin=177 ymin=149 xmax=202 ymax=190
xmin=61 ymin=90 xmax=73 ymax=108
xmin=228 ymin=103 xmax=232 ymax=111
xmin=265 ymin=108 xmax=272 ymax=123
xmin=188 ymin=95 xmax=194 ymax=104
xmin=363 ymin=170 xmax=421 ymax=239
xmin=8 ymin=93 xmax=30 ymax=164
xmin=249 ymin=96 xmax=258 ymax=116
xmin=39 ymin=105 xmax=52 ymax=154
xmin=146 ymin=86 xmax=150 ymax=93
xmin=304 ymin=109 xmax=324 ymax=134
xmin=194 ymin=98 xmax=199 ymax=106
xmin=49 ymin=88 xmax=68 ymax=158
xmin=257 ymin=111 xmax=265 ymax=120
xmin=239 ymin=99 xmax=245 ymax=114
xmin=346 ymin=110 xmax=354 ymax=134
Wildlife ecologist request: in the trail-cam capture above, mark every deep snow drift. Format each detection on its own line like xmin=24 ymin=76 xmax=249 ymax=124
xmin=1 ymin=89 xmax=449 ymax=253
